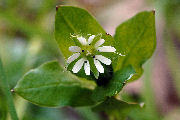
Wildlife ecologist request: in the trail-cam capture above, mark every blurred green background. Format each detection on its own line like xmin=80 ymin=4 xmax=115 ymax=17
xmin=0 ymin=0 xmax=180 ymax=120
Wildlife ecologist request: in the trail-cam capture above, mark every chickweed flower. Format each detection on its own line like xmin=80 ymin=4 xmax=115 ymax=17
xmin=67 ymin=34 xmax=116 ymax=76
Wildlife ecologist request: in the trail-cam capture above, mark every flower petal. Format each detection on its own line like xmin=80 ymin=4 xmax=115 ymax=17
xmin=95 ymin=55 xmax=111 ymax=65
xmin=67 ymin=53 xmax=80 ymax=64
xmin=84 ymin=60 xmax=90 ymax=75
xmin=98 ymin=46 xmax=116 ymax=52
xmin=94 ymin=59 xmax=104 ymax=73
xmin=88 ymin=35 xmax=95 ymax=44
xmin=94 ymin=39 xmax=105 ymax=48
xmin=77 ymin=36 xmax=87 ymax=45
xmin=72 ymin=58 xmax=85 ymax=73
xmin=69 ymin=46 xmax=81 ymax=52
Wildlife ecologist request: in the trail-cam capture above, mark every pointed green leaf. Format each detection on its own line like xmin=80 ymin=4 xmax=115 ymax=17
xmin=55 ymin=6 xmax=114 ymax=79
xmin=14 ymin=61 xmax=96 ymax=107
xmin=113 ymin=11 xmax=156 ymax=81
xmin=92 ymin=97 xmax=142 ymax=120
xmin=92 ymin=65 xmax=136 ymax=102
xmin=55 ymin=6 xmax=113 ymax=59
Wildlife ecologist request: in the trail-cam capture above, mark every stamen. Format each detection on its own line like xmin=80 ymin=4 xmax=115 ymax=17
xmin=82 ymin=50 xmax=84 ymax=52
xmin=114 ymin=52 xmax=126 ymax=56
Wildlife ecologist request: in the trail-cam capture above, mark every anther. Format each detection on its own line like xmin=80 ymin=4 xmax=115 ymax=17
xmin=82 ymin=50 xmax=84 ymax=52
xmin=93 ymin=56 xmax=95 ymax=58
xmin=106 ymin=33 xmax=111 ymax=36
xmin=84 ymin=61 xmax=87 ymax=63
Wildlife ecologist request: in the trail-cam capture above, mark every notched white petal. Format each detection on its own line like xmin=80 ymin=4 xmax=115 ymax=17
xmin=88 ymin=35 xmax=95 ymax=44
xmin=95 ymin=39 xmax=105 ymax=48
xmin=98 ymin=46 xmax=116 ymax=52
xmin=77 ymin=36 xmax=87 ymax=45
xmin=84 ymin=60 xmax=90 ymax=75
xmin=69 ymin=46 xmax=81 ymax=52
xmin=72 ymin=58 xmax=85 ymax=73
xmin=95 ymin=55 xmax=111 ymax=65
xmin=94 ymin=59 xmax=104 ymax=73
xmin=67 ymin=53 xmax=80 ymax=64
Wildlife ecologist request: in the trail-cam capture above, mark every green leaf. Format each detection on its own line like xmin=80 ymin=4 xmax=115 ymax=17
xmin=92 ymin=97 xmax=142 ymax=120
xmin=55 ymin=6 xmax=113 ymax=59
xmin=75 ymin=107 xmax=101 ymax=120
xmin=55 ymin=6 xmax=114 ymax=79
xmin=92 ymin=65 xmax=136 ymax=102
xmin=14 ymin=61 xmax=96 ymax=107
xmin=113 ymin=11 xmax=156 ymax=81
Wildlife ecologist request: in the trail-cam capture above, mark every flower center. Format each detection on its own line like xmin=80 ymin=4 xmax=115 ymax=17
xmin=81 ymin=45 xmax=96 ymax=57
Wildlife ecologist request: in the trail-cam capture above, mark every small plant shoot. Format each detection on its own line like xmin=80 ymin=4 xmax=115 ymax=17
xmin=12 ymin=5 xmax=156 ymax=120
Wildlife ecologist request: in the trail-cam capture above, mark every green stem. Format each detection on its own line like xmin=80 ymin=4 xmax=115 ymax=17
xmin=143 ymin=60 xmax=159 ymax=120
xmin=0 ymin=58 xmax=19 ymax=120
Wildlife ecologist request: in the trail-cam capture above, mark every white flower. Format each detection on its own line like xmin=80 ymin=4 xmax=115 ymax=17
xmin=67 ymin=34 xmax=116 ymax=76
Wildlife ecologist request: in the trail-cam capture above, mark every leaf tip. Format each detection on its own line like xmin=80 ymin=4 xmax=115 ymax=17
xmin=56 ymin=5 xmax=60 ymax=11
xmin=139 ymin=102 xmax=145 ymax=108
xmin=11 ymin=88 xmax=15 ymax=93
xmin=152 ymin=9 xmax=155 ymax=15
